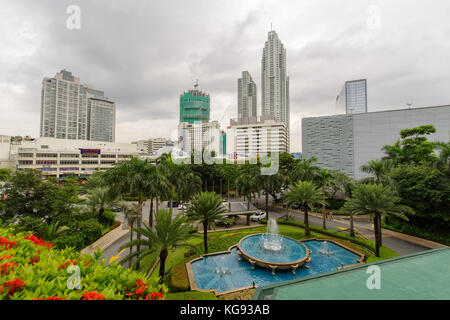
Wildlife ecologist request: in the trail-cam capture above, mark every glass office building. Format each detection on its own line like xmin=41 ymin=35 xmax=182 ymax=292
xmin=336 ymin=79 xmax=367 ymax=114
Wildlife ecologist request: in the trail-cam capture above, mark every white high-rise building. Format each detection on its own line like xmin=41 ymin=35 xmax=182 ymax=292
xmin=40 ymin=70 xmax=116 ymax=142
xmin=178 ymin=121 xmax=221 ymax=155
xmin=226 ymin=116 xmax=288 ymax=159
xmin=261 ymin=30 xmax=290 ymax=150
xmin=237 ymin=71 xmax=257 ymax=120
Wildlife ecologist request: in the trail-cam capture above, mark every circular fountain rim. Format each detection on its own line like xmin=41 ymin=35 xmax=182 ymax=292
xmin=237 ymin=233 xmax=310 ymax=270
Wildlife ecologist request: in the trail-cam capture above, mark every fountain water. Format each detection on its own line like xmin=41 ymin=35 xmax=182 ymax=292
xmin=318 ymin=241 xmax=335 ymax=256
xmin=215 ymin=256 xmax=231 ymax=277
xmin=260 ymin=218 xmax=284 ymax=253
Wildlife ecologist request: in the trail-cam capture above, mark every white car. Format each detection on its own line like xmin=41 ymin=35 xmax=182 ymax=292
xmin=250 ymin=211 xmax=266 ymax=222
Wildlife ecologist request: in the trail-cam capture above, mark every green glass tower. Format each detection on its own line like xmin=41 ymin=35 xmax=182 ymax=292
xmin=179 ymin=83 xmax=210 ymax=124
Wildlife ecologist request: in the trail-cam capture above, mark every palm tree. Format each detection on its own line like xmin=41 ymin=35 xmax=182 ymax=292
xmin=86 ymin=186 xmax=119 ymax=224
xmin=432 ymin=142 xmax=450 ymax=173
xmin=120 ymin=209 xmax=193 ymax=282
xmin=179 ymin=171 xmax=202 ymax=204
xmin=342 ymin=184 xmax=414 ymax=257
xmin=121 ymin=201 xmax=139 ymax=268
xmin=315 ymin=168 xmax=333 ymax=230
xmin=284 ymin=181 xmax=325 ymax=237
xmin=256 ymin=170 xmax=283 ymax=221
xmin=292 ymin=157 xmax=319 ymax=184
xmin=104 ymin=157 xmax=154 ymax=269
xmin=186 ymin=192 xmax=228 ymax=254
xmin=236 ymin=165 xmax=259 ymax=210
xmin=361 ymin=159 xmax=395 ymax=186
xmin=41 ymin=221 xmax=69 ymax=241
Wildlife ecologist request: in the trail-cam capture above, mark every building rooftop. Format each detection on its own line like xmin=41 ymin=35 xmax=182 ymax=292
xmin=253 ymin=247 xmax=450 ymax=300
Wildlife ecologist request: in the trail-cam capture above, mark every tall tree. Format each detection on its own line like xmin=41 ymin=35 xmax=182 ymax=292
xmin=284 ymin=181 xmax=325 ymax=237
xmin=256 ymin=170 xmax=283 ymax=221
xmin=86 ymin=186 xmax=119 ymax=224
xmin=104 ymin=157 xmax=153 ymax=269
xmin=342 ymin=184 xmax=414 ymax=257
xmin=120 ymin=209 xmax=193 ymax=282
xmin=315 ymin=168 xmax=333 ymax=229
xmin=186 ymin=192 xmax=228 ymax=254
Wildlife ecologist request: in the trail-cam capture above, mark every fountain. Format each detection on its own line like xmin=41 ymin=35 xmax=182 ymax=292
xmin=237 ymin=218 xmax=310 ymax=270
xmin=318 ymin=241 xmax=335 ymax=256
xmin=260 ymin=218 xmax=284 ymax=253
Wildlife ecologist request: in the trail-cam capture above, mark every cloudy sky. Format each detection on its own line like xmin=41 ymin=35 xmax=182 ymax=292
xmin=1 ymin=0 xmax=450 ymax=151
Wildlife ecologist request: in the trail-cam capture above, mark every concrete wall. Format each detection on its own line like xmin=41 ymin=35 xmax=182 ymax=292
xmin=353 ymin=105 xmax=450 ymax=179
xmin=302 ymin=114 xmax=354 ymax=178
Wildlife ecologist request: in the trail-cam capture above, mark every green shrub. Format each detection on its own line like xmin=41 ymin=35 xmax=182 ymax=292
xmin=383 ymin=218 xmax=450 ymax=245
xmin=102 ymin=209 xmax=116 ymax=226
xmin=78 ymin=219 xmax=103 ymax=247
xmin=326 ymin=199 xmax=346 ymax=210
xmin=0 ymin=227 xmax=167 ymax=300
xmin=54 ymin=233 xmax=85 ymax=251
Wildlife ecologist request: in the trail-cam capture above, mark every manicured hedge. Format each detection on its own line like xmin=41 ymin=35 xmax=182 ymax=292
xmin=0 ymin=228 xmax=166 ymax=300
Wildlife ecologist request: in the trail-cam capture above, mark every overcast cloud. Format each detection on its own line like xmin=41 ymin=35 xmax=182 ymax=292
xmin=1 ymin=0 xmax=450 ymax=151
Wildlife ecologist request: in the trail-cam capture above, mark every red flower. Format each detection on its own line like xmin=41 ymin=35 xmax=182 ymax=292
xmin=144 ymin=292 xmax=164 ymax=300
xmin=0 ymin=237 xmax=17 ymax=250
xmin=1 ymin=278 xmax=26 ymax=297
xmin=0 ymin=262 xmax=19 ymax=275
xmin=45 ymin=296 xmax=66 ymax=300
xmin=29 ymin=254 xmax=40 ymax=265
xmin=24 ymin=235 xmax=53 ymax=249
xmin=33 ymin=296 xmax=65 ymax=300
xmin=81 ymin=291 xmax=105 ymax=300
xmin=0 ymin=255 xmax=14 ymax=261
xmin=58 ymin=259 xmax=77 ymax=269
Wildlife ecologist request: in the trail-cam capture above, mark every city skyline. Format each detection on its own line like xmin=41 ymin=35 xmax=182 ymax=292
xmin=2 ymin=1 xmax=450 ymax=151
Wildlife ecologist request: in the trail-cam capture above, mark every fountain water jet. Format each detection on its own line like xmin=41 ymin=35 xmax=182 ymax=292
xmin=318 ymin=241 xmax=335 ymax=256
xmin=259 ymin=218 xmax=284 ymax=253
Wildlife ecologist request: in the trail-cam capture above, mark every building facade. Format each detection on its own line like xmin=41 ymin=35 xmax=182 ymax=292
xmin=226 ymin=116 xmax=288 ymax=159
xmin=302 ymin=105 xmax=450 ymax=179
xmin=131 ymin=138 xmax=168 ymax=155
xmin=40 ymin=70 xmax=116 ymax=142
xmin=261 ymin=30 xmax=290 ymax=143
xmin=179 ymin=85 xmax=210 ymax=124
xmin=238 ymin=71 xmax=257 ymax=120
xmin=177 ymin=121 xmax=221 ymax=155
xmin=1 ymin=137 xmax=140 ymax=178
xmin=336 ymin=79 xmax=367 ymax=115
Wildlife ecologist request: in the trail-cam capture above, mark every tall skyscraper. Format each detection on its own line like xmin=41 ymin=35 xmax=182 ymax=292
xmin=179 ymin=82 xmax=210 ymax=124
xmin=261 ymin=30 xmax=290 ymax=142
xmin=336 ymin=79 xmax=367 ymax=114
xmin=40 ymin=70 xmax=116 ymax=142
xmin=237 ymin=71 xmax=257 ymax=120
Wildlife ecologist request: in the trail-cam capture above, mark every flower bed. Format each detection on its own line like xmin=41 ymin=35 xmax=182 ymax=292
xmin=0 ymin=227 xmax=167 ymax=300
